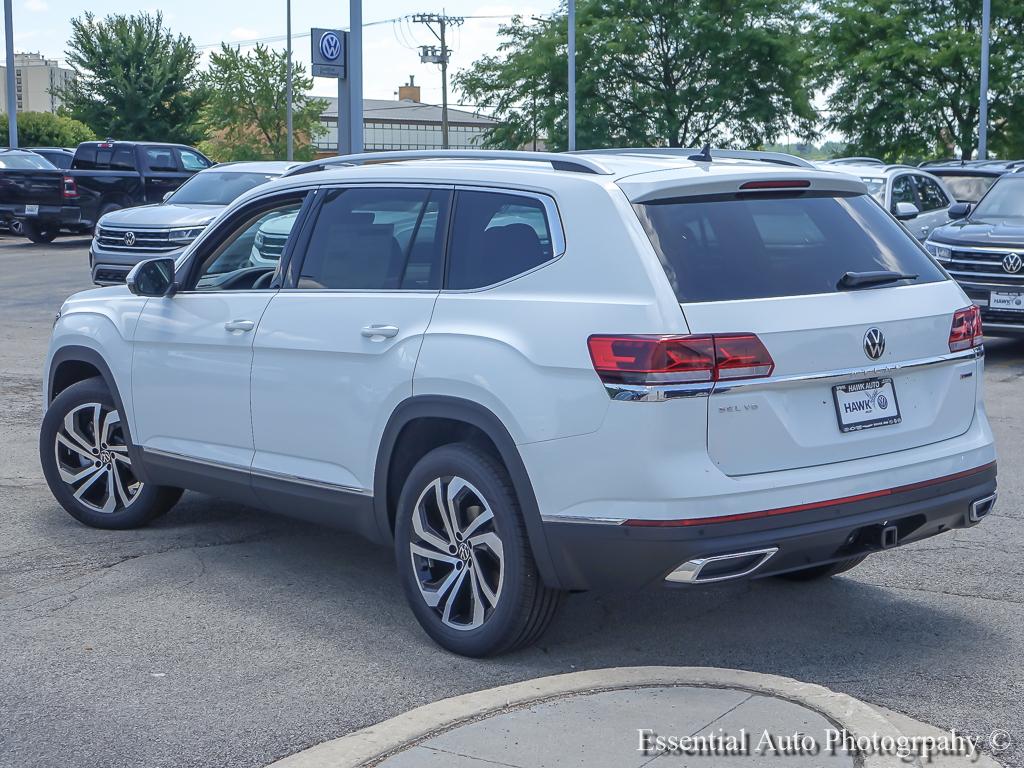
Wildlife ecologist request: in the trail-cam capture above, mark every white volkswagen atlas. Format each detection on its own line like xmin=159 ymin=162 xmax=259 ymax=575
xmin=41 ymin=148 xmax=997 ymax=657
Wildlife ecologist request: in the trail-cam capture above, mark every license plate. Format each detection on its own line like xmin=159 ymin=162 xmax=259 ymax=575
xmin=24 ymin=204 xmax=38 ymax=216
xmin=833 ymin=378 xmax=901 ymax=433
xmin=990 ymin=291 xmax=1024 ymax=311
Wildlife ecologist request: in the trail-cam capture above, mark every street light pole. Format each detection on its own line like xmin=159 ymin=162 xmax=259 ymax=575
xmin=567 ymin=0 xmax=576 ymax=151
xmin=349 ymin=0 xmax=363 ymax=154
xmin=286 ymin=0 xmax=293 ymax=161
xmin=3 ymin=0 xmax=17 ymax=148
xmin=978 ymin=0 xmax=991 ymax=159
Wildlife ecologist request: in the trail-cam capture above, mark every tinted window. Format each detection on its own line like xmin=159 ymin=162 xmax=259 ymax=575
xmin=913 ymin=175 xmax=948 ymax=211
xmin=193 ymin=199 xmax=305 ymax=291
xmin=179 ymin=149 xmax=209 ymax=171
xmin=447 ymin=190 xmax=556 ymax=289
xmin=633 ymin=193 xmax=946 ymax=303
xmin=35 ymin=150 xmax=72 ymax=169
xmin=169 ymin=171 xmax=281 ymax=205
xmin=0 ymin=153 xmax=55 ymax=169
xmin=298 ymin=187 xmax=449 ymax=290
xmin=73 ymin=145 xmax=96 ymax=169
xmin=145 ymin=148 xmax=178 ymax=172
xmin=972 ymin=178 xmax=1024 ymax=222
xmin=95 ymin=148 xmax=113 ymax=169
xmin=890 ymin=175 xmax=916 ymax=207
xmin=939 ymin=175 xmax=997 ymax=203
xmin=111 ymin=147 xmax=134 ymax=171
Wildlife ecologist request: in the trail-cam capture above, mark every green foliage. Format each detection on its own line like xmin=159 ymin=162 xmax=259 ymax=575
xmin=57 ymin=12 xmax=205 ymax=145
xmin=455 ymin=0 xmax=817 ymax=150
xmin=813 ymin=0 xmax=1024 ymax=162
xmin=198 ymin=44 xmax=326 ymax=162
xmin=0 ymin=112 xmax=95 ymax=147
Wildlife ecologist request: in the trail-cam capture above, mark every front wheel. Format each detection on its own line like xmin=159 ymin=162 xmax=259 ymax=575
xmin=39 ymin=378 xmax=182 ymax=529
xmin=394 ymin=444 xmax=562 ymax=657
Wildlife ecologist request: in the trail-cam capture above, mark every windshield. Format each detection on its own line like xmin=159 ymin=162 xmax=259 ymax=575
xmin=168 ymin=170 xmax=280 ymax=205
xmin=0 ymin=153 xmax=56 ymax=170
xmin=971 ymin=178 xmax=1024 ymax=221
xmin=859 ymin=176 xmax=886 ymax=204
xmin=633 ymin=192 xmax=945 ymax=302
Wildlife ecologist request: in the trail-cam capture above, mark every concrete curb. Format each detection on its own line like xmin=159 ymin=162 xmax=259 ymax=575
xmin=266 ymin=666 xmax=912 ymax=768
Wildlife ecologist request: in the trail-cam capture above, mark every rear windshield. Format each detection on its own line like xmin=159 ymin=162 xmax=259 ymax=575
xmin=168 ymin=171 xmax=280 ymax=205
xmin=938 ymin=174 xmax=997 ymax=203
xmin=633 ymin=193 xmax=946 ymax=303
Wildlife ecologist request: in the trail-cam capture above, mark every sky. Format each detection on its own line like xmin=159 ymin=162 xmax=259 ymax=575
xmin=0 ymin=0 xmax=550 ymax=110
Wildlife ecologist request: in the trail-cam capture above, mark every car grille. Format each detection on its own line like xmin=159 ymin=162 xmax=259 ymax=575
xmin=254 ymin=231 xmax=288 ymax=261
xmin=942 ymin=244 xmax=1024 ymax=287
xmin=96 ymin=227 xmax=179 ymax=253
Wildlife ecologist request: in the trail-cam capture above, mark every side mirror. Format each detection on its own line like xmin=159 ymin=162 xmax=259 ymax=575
xmin=894 ymin=201 xmax=920 ymax=220
xmin=127 ymin=257 xmax=177 ymax=297
xmin=162 ymin=190 xmax=174 ymax=203
xmin=948 ymin=201 xmax=972 ymax=220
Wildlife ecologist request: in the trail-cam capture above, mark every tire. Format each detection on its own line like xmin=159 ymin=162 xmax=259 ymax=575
xmin=776 ymin=555 xmax=867 ymax=581
xmin=39 ymin=377 xmax=182 ymax=530
xmin=394 ymin=443 xmax=563 ymax=657
xmin=23 ymin=220 xmax=57 ymax=243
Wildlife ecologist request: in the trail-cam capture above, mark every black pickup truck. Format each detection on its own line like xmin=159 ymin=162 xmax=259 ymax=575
xmin=0 ymin=141 xmax=212 ymax=242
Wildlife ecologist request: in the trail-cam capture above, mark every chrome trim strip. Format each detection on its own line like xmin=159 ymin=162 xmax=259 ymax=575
xmin=541 ymin=513 xmax=626 ymax=525
xmin=945 ymin=243 xmax=1024 ymax=255
xmin=142 ymin=448 xmax=372 ymax=496
xmin=603 ymin=348 xmax=982 ymax=400
xmin=665 ymin=547 xmax=779 ymax=584
xmin=948 ymin=269 xmax=1024 ymax=280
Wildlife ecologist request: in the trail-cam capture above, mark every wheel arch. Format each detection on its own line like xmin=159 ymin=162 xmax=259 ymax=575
xmin=374 ymin=395 xmax=562 ymax=589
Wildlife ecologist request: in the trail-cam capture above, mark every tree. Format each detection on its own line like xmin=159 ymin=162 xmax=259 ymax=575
xmin=454 ymin=0 xmax=817 ymax=151
xmin=813 ymin=0 xmax=1024 ymax=162
xmin=0 ymin=112 xmax=95 ymax=147
xmin=57 ymin=12 xmax=205 ymax=145
xmin=198 ymin=44 xmax=326 ymax=162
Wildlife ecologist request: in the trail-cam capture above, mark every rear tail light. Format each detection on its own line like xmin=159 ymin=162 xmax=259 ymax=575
xmin=948 ymin=305 xmax=983 ymax=352
xmin=587 ymin=334 xmax=774 ymax=386
xmin=62 ymin=175 xmax=79 ymax=199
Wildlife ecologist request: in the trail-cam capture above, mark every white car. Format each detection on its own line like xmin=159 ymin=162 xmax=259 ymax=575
xmin=41 ymin=149 xmax=997 ymax=657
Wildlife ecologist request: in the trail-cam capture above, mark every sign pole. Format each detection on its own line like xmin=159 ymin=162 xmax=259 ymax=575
xmin=349 ymin=0 xmax=363 ymax=154
xmin=4 ymin=0 xmax=17 ymax=148
xmin=978 ymin=0 xmax=991 ymax=159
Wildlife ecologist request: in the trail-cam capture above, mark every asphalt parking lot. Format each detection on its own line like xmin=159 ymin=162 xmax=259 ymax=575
xmin=1 ymin=235 xmax=1022 ymax=768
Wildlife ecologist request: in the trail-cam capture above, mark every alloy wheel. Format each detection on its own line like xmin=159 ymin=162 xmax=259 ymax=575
xmin=54 ymin=402 xmax=142 ymax=514
xmin=408 ymin=476 xmax=505 ymax=631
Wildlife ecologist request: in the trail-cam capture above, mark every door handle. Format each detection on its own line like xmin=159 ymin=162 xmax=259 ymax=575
xmin=224 ymin=319 xmax=255 ymax=333
xmin=361 ymin=324 xmax=400 ymax=339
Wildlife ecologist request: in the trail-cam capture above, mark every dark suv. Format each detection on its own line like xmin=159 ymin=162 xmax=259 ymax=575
xmin=925 ymin=172 xmax=1024 ymax=335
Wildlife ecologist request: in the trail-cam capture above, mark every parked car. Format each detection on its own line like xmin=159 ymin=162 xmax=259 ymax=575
xmin=817 ymin=162 xmax=956 ymax=240
xmin=1 ymin=140 xmax=212 ymax=243
xmin=919 ymin=159 xmax=1024 ymax=204
xmin=925 ymin=172 xmax=1024 ymax=336
xmin=0 ymin=148 xmax=79 ymax=241
xmin=41 ymin=148 xmax=996 ymax=657
xmin=28 ymin=147 xmax=75 ymax=169
xmin=90 ymin=161 xmax=297 ymax=285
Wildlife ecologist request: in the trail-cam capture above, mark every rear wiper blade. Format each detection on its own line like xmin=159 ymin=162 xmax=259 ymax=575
xmin=837 ymin=270 xmax=918 ymax=290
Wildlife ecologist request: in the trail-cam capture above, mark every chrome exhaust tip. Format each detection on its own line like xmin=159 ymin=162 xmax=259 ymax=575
xmin=969 ymin=492 xmax=997 ymax=524
xmin=666 ymin=547 xmax=779 ymax=584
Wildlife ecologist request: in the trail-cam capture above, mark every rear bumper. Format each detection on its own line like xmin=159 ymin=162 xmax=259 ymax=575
xmin=542 ymin=463 xmax=996 ymax=590
xmin=0 ymin=203 xmax=83 ymax=227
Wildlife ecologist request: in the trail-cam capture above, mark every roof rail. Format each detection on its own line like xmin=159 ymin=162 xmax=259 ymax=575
xmin=821 ymin=157 xmax=885 ymax=166
xmin=571 ymin=147 xmax=815 ymax=169
xmin=281 ymin=149 xmax=613 ymax=177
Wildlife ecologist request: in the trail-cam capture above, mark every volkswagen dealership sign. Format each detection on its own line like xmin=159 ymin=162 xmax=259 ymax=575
xmin=311 ymin=28 xmax=346 ymax=78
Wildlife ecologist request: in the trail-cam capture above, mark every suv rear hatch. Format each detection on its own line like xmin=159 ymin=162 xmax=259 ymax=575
xmin=622 ymin=168 xmax=980 ymax=476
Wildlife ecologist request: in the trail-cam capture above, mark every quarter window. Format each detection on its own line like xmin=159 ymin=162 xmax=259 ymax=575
xmin=297 ymin=187 xmax=450 ymax=290
xmin=447 ymin=190 xmax=556 ymax=289
xmin=179 ymin=149 xmax=209 ymax=171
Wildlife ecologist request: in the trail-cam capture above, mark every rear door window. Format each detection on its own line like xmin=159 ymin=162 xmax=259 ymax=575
xmin=145 ymin=148 xmax=178 ymax=172
xmin=890 ymin=175 xmax=916 ymax=208
xmin=447 ymin=190 xmax=556 ymax=289
xmin=633 ymin=193 xmax=946 ymax=303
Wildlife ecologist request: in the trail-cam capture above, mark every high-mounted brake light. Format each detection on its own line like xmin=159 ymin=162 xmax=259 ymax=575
xmin=739 ymin=179 xmax=811 ymax=190
xmin=61 ymin=175 xmax=79 ymax=199
xmin=949 ymin=305 xmax=983 ymax=352
xmin=587 ymin=334 xmax=774 ymax=386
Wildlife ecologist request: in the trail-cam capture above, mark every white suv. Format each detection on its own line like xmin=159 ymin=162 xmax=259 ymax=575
xmin=40 ymin=149 xmax=997 ymax=657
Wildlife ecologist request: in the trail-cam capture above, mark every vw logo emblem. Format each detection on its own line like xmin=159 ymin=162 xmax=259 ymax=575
xmin=319 ymin=32 xmax=342 ymax=62
xmin=123 ymin=231 xmax=136 ymax=246
xmin=1002 ymin=253 xmax=1023 ymax=274
xmin=863 ymin=327 xmax=885 ymax=360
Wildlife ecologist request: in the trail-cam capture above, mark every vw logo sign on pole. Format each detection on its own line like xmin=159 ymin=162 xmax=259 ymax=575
xmin=319 ymin=31 xmax=341 ymax=61
xmin=310 ymin=28 xmax=346 ymax=79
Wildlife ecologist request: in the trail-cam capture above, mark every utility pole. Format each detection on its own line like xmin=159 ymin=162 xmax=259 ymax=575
xmin=285 ymin=0 xmax=293 ymax=160
xmin=978 ymin=0 xmax=991 ymax=159
xmin=412 ymin=12 xmax=464 ymax=150
xmin=3 ymin=0 xmax=17 ymax=148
